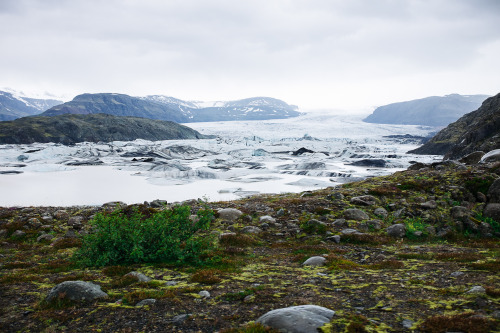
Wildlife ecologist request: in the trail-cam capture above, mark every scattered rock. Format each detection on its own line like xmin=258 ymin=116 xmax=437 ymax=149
xmin=331 ymin=219 xmax=348 ymax=229
xmin=165 ymin=281 xmax=178 ymax=286
xmin=27 ymin=218 xmax=41 ymax=229
xmin=343 ymin=209 xmax=369 ymax=221
xmin=341 ymin=228 xmax=361 ymax=235
xmin=37 ymin=233 xmax=54 ymax=242
xmin=241 ymin=226 xmax=262 ymax=234
xmin=359 ymin=219 xmax=383 ymax=231
xmin=302 ymin=256 xmax=327 ymax=267
xmin=451 ymin=206 xmax=471 ymax=220
xmin=218 ymin=208 xmax=243 ymax=222
xmin=150 ymin=199 xmax=168 ymax=208
xmin=386 ymin=224 xmax=406 ymax=238
xmin=436 ymin=226 xmax=453 ymax=238
xmin=256 ymin=305 xmax=335 ymax=333
xmin=350 ymin=195 xmax=377 ymax=206
xmin=420 ymin=200 xmax=437 ymax=209
xmin=45 ymin=281 xmax=108 ymax=303
xmin=171 ymin=314 xmax=191 ymax=325
xmin=276 ymin=208 xmax=285 ymax=217
xmin=11 ymin=230 xmax=26 ymax=239
xmin=483 ymin=203 xmax=500 ymax=222
xmin=373 ymin=207 xmax=388 ymax=218
xmin=199 ymin=290 xmax=210 ymax=298
xmin=478 ymin=222 xmax=494 ymax=237
xmin=68 ymin=216 xmax=84 ymax=229
xmin=125 ymin=271 xmax=152 ymax=282
xmin=326 ymin=235 xmax=341 ymax=243
xmin=328 ymin=192 xmax=344 ymax=200
xmin=136 ymin=298 xmax=156 ymax=307
xmin=259 ymin=215 xmax=276 ymax=224
xmin=102 ymin=201 xmax=127 ymax=210
xmin=401 ymin=319 xmax=414 ymax=329
xmin=450 ymin=271 xmax=465 ymax=278
xmin=487 ymin=178 xmax=500 ymax=203
xmin=53 ymin=210 xmax=69 ymax=220
xmin=466 ymin=286 xmax=486 ymax=294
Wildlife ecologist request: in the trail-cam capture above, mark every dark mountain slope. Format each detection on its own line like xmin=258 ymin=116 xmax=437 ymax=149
xmin=363 ymin=94 xmax=489 ymax=126
xmin=0 ymin=113 xmax=208 ymax=144
xmin=41 ymin=93 xmax=189 ymax=123
xmin=409 ymin=92 xmax=500 ymax=159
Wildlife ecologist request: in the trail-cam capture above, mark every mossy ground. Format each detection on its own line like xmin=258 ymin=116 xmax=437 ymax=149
xmin=1 ymin=162 xmax=499 ymax=332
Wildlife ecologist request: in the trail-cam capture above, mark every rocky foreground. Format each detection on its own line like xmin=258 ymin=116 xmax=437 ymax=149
xmin=1 ymin=152 xmax=500 ymax=332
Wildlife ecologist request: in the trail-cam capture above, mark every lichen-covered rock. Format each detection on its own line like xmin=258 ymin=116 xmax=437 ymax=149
xmin=125 ymin=271 xmax=152 ymax=282
xmin=420 ymin=200 xmax=437 ymax=209
xmin=487 ymin=178 xmax=500 ymax=203
xmin=218 ymin=208 xmax=243 ymax=222
xmin=451 ymin=206 xmax=471 ymax=220
xmin=136 ymin=298 xmax=156 ymax=307
xmin=241 ymin=226 xmax=262 ymax=234
xmin=45 ymin=281 xmax=108 ymax=303
xmin=483 ymin=203 xmax=500 ymax=222
xmin=343 ymin=209 xmax=369 ymax=221
xmin=331 ymin=219 xmax=348 ymax=229
xmin=302 ymin=256 xmax=326 ymax=267
xmin=259 ymin=215 xmax=276 ymax=223
xmin=373 ymin=207 xmax=388 ymax=218
xmin=256 ymin=305 xmax=335 ymax=333
xmin=459 ymin=151 xmax=485 ymax=164
xmin=67 ymin=216 xmax=84 ymax=229
xmin=359 ymin=219 xmax=383 ymax=231
xmin=350 ymin=195 xmax=377 ymax=206
xmin=386 ymin=224 xmax=406 ymax=238
xmin=53 ymin=210 xmax=69 ymax=220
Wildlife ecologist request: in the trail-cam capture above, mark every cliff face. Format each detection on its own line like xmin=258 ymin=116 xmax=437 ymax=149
xmin=409 ymin=92 xmax=500 ymax=159
xmin=0 ymin=113 xmax=209 ymax=144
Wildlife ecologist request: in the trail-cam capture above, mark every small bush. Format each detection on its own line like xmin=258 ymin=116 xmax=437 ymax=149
xmin=190 ymin=269 xmax=222 ymax=284
xmin=72 ymin=205 xmax=216 ymax=267
xmin=404 ymin=217 xmax=430 ymax=239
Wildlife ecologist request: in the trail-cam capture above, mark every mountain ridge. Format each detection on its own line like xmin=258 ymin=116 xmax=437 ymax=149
xmin=0 ymin=90 xmax=62 ymax=121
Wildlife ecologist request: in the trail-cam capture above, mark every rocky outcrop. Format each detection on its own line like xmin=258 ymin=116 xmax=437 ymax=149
xmin=0 ymin=113 xmax=209 ymax=144
xmin=409 ymin=92 xmax=500 ymax=159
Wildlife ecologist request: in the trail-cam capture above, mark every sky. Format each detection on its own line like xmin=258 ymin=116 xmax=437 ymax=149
xmin=1 ymin=0 xmax=499 ymax=111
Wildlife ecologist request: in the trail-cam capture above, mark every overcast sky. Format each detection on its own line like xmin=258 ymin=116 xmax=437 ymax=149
xmin=1 ymin=0 xmax=499 ymax=110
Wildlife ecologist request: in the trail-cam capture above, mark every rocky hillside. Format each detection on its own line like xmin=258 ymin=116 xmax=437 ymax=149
xmin=0 ymin=155 xmax=499 ymax=332
xmin=0 ymin=90 xmax=62 ymax=121
xmin=363 ymin=94 xmax=489 ymax=126
xmin=0 ymin=113 xmax=209 ymax=144
xmin=41 ymin=93 xmax=300 ymax=123
xmin=409 ymin=92 xmax=500 ymax=159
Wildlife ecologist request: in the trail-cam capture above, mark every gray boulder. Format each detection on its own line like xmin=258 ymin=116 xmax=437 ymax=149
xmin=136 ymin=298 xmax=156 ymax=306
xmin=53 ymin=210 xmax=69 ymax=220
xmin=256 ymin=305 xmax=335 ymax=333
xmin=420 ymin=200 xmax=437 ymax=209
xmin=46 ymin=281 xmax=108 ymax=303
xmin=125 ymin=271 xmax=152 ymax=282
xmin=241 ymin=226 xmax=262 ymax=234
xmin=451 ymin=206 xmax=471 ymax=220
xmin=332 ymin=219 xmax=348 ymax=229
xmin=484 ymin=203 xmax=500 ymax=222
xmin=459 ymin=151 xmax=485 ymax=165
xmin=260 ymin=215 xmax=276 ymax=224
xmin=386 ymin=224 xmax=406 ymax=238
xmin=487 ymin=178 xmax=500 ymax=203
xmin=480 ymin=149 xmax=500 ymax=163
xmin=302 ymin=256 xmax=327 ymax=267
xmin=359 ymin=219 xmax=383 ymax=232
xmin=218 ymin=208 xmax=243 ymax=222
xmin=373 ymin=207 xmax=388 ymax=218
xmin=343 ymin=209 xmax=369 ymax=221
xmin=350 ymin=195 xmax=377 ymax=206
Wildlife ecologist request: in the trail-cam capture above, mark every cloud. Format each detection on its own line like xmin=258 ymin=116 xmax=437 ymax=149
xmin=0 ymin=0 xmax=499 ymax=108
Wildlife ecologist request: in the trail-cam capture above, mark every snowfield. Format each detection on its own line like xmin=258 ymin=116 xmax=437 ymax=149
xmin=0 ymin=112 xmax=439 ymax=206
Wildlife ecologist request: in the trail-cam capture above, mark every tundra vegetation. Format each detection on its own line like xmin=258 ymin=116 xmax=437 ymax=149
xmin=0 ymin=159 xmax=499 ymax=332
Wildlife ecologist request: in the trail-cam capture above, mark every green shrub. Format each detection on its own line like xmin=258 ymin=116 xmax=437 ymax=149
xmin=404 ymin=217 xmax=430 ymax=239
xmin=72 ymin=205 xmax=216 ymax=267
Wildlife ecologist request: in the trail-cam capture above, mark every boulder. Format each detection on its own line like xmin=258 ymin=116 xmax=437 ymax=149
xmin=218 ymin=208 xmax=243 ymax=222
xmin=45 ymin=281 xmax=108 ymax=303
xmin=350 ymin=159 xmax=387 ymax=167
xmin=53 ymin=210 xmax=69 ymax=220
xmin=350 ymin=195 xmax=377 ymax=206
xmin=67 ymin=216 xmax=84 ymax=229
xmin=373 ymin=207 xmax=388 ymax=218
xmin=136 ymin=298 xmax=156 ymax=307
xmin=386 ymin=224 xmax=406 ymax=238
xmin=340 ymin=228 xmax=361 ymax=235
xmin=487 ymin=178 xmax=500 ymax=203
xmin=332 ymin=219 xmax=348 ymax=229
xmin=125 ymin=271 xmax=152 ymax=282
xmin=459 ymin=151 xmax=485 ymax=165
xmin=343 ymin=209 xmax=369 ymax=221
xmin=256 ymin=305 xmax=335 ymax=333
xmin=302 ymin=256 xmax=327 ymax=267
xmin=326 ymin=235 xmax=341 ymax=244
xmin=451 ymin=206 xmax=471 ymax=220
xmin=480 ymin=149 xmax=500 ymax=163
xmin=420 ymin=200 xmax=437 ymax=209
xmin=260 ymin=215 xmax=276 ymax=224
xmin=484 ymin=203 xmax=500 ymax=222
xmin=241 ymin=226 xmax=262 ymax=234
xmin=359 ymin=219 xmax=383 ymax=231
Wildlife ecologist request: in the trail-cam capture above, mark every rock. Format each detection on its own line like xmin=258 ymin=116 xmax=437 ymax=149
xmin=241 ymin=226 xmax=262 ymax=234
xmin=292 ymin=147 xmax=315 ymax=156
xmin=401 ymin=319 xmax=414 ymax=329
xmin=53 ymin=210 xmax=69 ymax=220
xmin=350 ymin=159 xmax=386 ymax=167
xmin=260 ymin=215 xmax=276 ymax=224
xmin=425 ymin=226 xmax=437 ymax=236
xmin=341 ymin=228 xmax=361 ymax=235
xmin=218 ymin=208 xmax=243 ymax=222
xmin=487 ymin=178 xmax=500 ymax=203
xmin=45 ymin=281 xmax=108 ymax=303
xmin=436 ymin=226 xmax=453 ymax=238
xmin=27 ymin=218 xmax=42 ymax=229
xmin=67 ymin=216 xmax=84 ymax=229
xmin=0 ymin=229 xmax=8 ymax=238
xmin=306 ymin=219 xmax=326 ymax=228
xmin=125 ymin=271 xmax=152 ymax=282
xmin=256 ymin=305 xmax=335 ymax=333
xmin=373 ymin=207 xmax=388 ymax=218
xmin=459 ymin=151 xmax=485 ymax=164
xmin=483 ymin=203 xmax=500 ymax=222
xmin=466 ymin=286 xmax=486 ymax=294
xmin=332 ymin=219 xmax=348 ymax=229
xmin=102 ymin=201 xmax=127 ymax=210
xmin=478 ymin=222 xmax=494 ymax=237
xmin=11 ymin=230 xmax=26 ymax=239
xmin=136 ymin=298 xmax=156 ymax=306
xmin=359 ymin=219 xmax=383 ymax=232
xmin=276 ymin=208 xmax=285 ymax=217
xmin=150 ymin=199 xmax=168 ymax=208
xmin=350 ymin=195 xmax=377 ymax=206
xmin=199 ymin=290 xmax=210 ymax=298
xmin=451 ymin=206 xmax=471 ymax=220
xmin=450 ymin=271 xmax=465 ymax=278
xmin=477 ymin=192 xmax=487 ymax=202
xmin=37 ymin=233 xmax=54 ymax=242
xmin=420 ymin=200 xmax=437 ymax=209
xmin=344 ymin=209 xmax=369 ymax=221
xmin=165 ymin=281 xmax=178 ymax=286
xmin=328 ymin=192 xmax=344 ymax=200
xmin=302 ymin=256 xmax=327 ymax=267
xmin=172 ymin=314 xmax=190 ymax=325
xmin=326 ymin=235 xmax=341 ymax=243
xmin=480 ymin=149 xmax=500 ymax=163
xmin=386 ymin=224 xmax=406 ymax=238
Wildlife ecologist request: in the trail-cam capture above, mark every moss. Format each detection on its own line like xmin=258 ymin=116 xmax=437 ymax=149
xmin=418 ymin=312 xmax=496 ymax=333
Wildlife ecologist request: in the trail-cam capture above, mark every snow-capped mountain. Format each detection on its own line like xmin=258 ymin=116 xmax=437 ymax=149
xmin=0 ymin=90 xmax=63 ymax=121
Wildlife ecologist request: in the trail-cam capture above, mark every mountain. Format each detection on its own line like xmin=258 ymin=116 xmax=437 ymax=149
xmin=409 ymin=92 xmax=500 ymax=159
xmin=40 ymin=93 xmax=300 ymax=123
xmin=41 ymin=93 xmax=189 ymax=123
xmin=363 ymin=94 xmax=489 ymax=126
xmin=0 ymin=113 xmax=209 ymax=144
xmin=0 ymin=90 xmax=62 ymax=121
